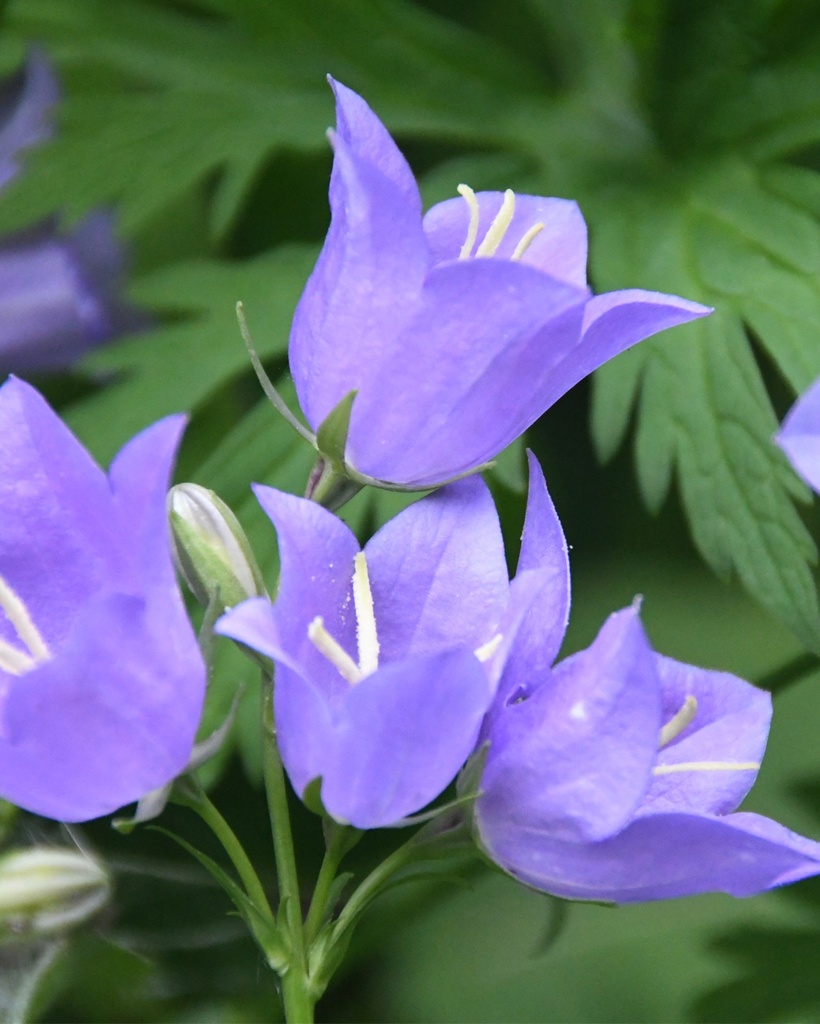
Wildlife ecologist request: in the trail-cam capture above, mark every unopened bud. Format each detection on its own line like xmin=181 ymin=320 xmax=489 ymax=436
xmin=0 ymin=848 xmax=110 ymax=936
xmin=168 ymin=484 xmax=265 ymax=610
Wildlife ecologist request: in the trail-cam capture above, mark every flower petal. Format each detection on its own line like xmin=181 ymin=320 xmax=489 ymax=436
xmin=776 ymin=375 xmax=820 ymax=492
xmin=647 ymin=657 xmax=772 ymax=815
xmin=0 ymin=50 xmax=58 ymax=190
xmin=365 ymin=475 xmax=508 ymax=660
xmin=347 ymin=259 xmax=589 ymax=484
xmin=423 ymin=192 xmax=587 ymax=287
xmin=0 ymin=593 xmax=204 ymax=821
xmin=477 ymin=809 xmax=820 ymax=903
xmin=479 ymin=607 xmax=661 ymax=843
xmin=288 ymin=125 xmax=429 ymax=430
xmin=288 ymin=649 xmax=492 ymax=828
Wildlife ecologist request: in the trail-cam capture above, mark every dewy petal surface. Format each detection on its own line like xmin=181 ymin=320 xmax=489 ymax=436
xmin=479 ymin=608 xmax=661 ymax=844
xmin=423 ymin=192 xmax=588 ymax=287
xmin=479 ymin=809 xmax=820 ymax=903
xmin=776 ymin=374 xmax=820 ymax=492
xmin=0 ymin=380 xmax=204 ymax=820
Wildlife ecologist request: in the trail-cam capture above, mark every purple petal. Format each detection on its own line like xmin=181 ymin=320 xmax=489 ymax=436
xmin=281 ymin=649 xmax=492 ymax=828
xmin=534 ymin=288 xmax=712 ymax=414
xmin=477 ymin=809 xmax=820 ymax=903
xmin=776 ymin=375 xmax=820 ymax=492
xmin=328 ymin=78 xmax=420 ymax=208
xmin=645 ymin=657 xmax=771 ymax=815
xmin=0 ymin=593 xmax=204 ymax=821
xmin=365 ymin=476 xmax=508 ymax=660
xmin=0 ymin=50 xmax=58 ymax=190
xmin=346 ymin=259 xmax=588 ymax=484
xmin=0 ymin=377 xmax=120 ymax=650
xmin=494 ymin=452 xmax=570 ymax=707
xmin=288 ymin=127 xmax=429 ymax=429
xmin=250 ymin=485 xmax=360 ymax=697
xmin=216 ymin=596 xmax=289 ymax=664
xmin=480 ymin=608 xmax=661 ymax=843
xmin=423 ymin=192 xmax=587 ymax=287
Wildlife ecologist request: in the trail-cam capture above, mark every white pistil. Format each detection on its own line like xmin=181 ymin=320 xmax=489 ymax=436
xmin=653 ymin=761 xmax=760 ymax=776
xmin=352 ymin=552 xmax=380 ymax=676
xmin=457 ymin=184 xmax=481 ymax=260
xmin=475 ymin=189 xmax=516 ymax=257
xmin=307 ymin=616 xmax=363 ymax=685
xmin=474 ymin=633 xmax=503 ymax=663
xmin=658 ymin=695 xmax=698 ymax=749
xmin=0 ymin=573 xmax=51 ymax=677
xmin=510 ymin=222 xmax=545 ymax=261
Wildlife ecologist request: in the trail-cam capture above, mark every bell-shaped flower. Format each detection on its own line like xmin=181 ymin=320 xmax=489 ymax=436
xmin=216 ymin=475 xmax=553 ymax=829
xmin=0 ymin=49 xmax=58 ymax=190
xmin=0 ymin=377 xmax=205 ymax=822
xmin=288 ymin=79 xmax=711 ymax=488
xmin=776 ymin=374 xmax=820 ymax=492
xmin=474 ymin=453 xmax=820 ymax=902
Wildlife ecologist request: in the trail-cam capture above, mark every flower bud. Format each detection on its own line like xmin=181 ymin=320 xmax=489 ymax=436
xmin=0 ymin=848 xmax=110 ymax=936
xmin=168 ymin=483 xmax=265 ymax=610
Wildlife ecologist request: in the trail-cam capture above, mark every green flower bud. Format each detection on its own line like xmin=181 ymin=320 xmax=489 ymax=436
xmin=0 ymin=848 xmax=110 ymax=936
xmin=168 ymin=484 xmax=265 ymax=610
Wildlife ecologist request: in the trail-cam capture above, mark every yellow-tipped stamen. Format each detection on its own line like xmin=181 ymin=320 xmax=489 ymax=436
xmin=510 ymin=221 xmax=545 ymax=261
xmin=307 ymin=616 xmax=362 ymax=685
xmin=0 ymin=575 xmax=50 ymax=664
xmin=457 ymin=184 xmax=481 ymax=260
xmin=475 ymin=189 xmax=516 ymax=257
xmin=658 ymin=695 xmax=698 ymax=749
xmin=0 ymin=640 xmax=36 ymax=676
xmin=352 ymin=552 xmax=380 ymax=676
xmin=653 ymin=760 xmax=760 ymax=776
xmin=474 ymin=633 xmax=503 ymax=663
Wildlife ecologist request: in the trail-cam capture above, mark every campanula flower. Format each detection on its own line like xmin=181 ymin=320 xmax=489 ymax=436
xmin=216 ymin=475 xmax=553 ymax=829
xmin=776 ymin=375 xmax=820 ymax=492
xmin=474 ymin=453 xmax=820 ymax=902
xmin=289 ymin=79 xmax=711 ymax=488
xmin=0 ymin=377 xmax=205 ymax=821
xmin=0 ymin=52 xmax=145 ymax=374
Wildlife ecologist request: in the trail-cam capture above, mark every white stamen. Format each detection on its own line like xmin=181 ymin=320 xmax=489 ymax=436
xmin=653 ymin=760 xmax=760 ymax=776
xmin=0 ymin=640 xmax=36 ymax=676
xmin=511 ymin=222 xmax=545 ymax=261
xmin=307 ymin=616 xmax=362 ymax=685
xmin=474 ymin=633 xmax=503 ymax=663
xmin=352 ymin=552 xmax=380 ymax=676
xmin=0 ymin=574 xmax=50 ymax=666
xmin=457 ymin=184 xmax=481 ymax=260
xmin=658 ymin=695 xmax=698 ymax=749
xmin=475 ymin=189 xmax=516 ymax=257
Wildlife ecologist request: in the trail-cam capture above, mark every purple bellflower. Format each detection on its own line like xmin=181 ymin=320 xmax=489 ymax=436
xmin=216 ymin=476 xmax=551 ymax=829
xmin=474 ymin=453 xmax=820 ymax=902
xmin=289 ymin=79 xmax=711 ymax=488
xmin=0 ymin=377 xmax=205 ymax=822
xmin=0 ymin=51 xmax=146 ymax=374
xmin=776 ymin=375 xmax=820 ymax=493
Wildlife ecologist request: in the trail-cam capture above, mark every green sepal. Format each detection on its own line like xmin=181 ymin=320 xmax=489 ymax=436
xmin=315 ymin=390 xmax=357 ymax=466
xmin=150 ymin=827 xmax=287 ymax=972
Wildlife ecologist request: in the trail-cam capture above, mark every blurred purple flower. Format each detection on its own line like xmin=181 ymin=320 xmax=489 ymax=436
xmin=776 ymin=375 xmax=820 ymax=492
xmin=289 ymin=79 xmax=711 ymax=487
xmin=474 ymin=454 xmax=820 ymax=902
xmin=0 ymin=51 xmax=146 ymax=374
xmin=216 ymin=475 xmax=550 ymax=828
xmin=0 ymin=377 xmax=205 ymax=822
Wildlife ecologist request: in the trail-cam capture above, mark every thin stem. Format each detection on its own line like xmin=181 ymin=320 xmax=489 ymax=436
xmin=173 ymin=782 xmax=271 ymax=918
xmin=304 ymin=823 xmax=350 ymax=945
xmin=261 ymin=679 xmax=314 ymax=1023
xmin=756 ymin=651 xmax=820 ymax=696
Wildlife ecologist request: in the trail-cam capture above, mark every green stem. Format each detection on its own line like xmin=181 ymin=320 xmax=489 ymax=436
xmin=173 ymin=782 xmax=271 ymax=917
xmin=304 ymin=823 xmax=350 ymax=945
xmin=261 ymin=680 xmax=314 ymax=1023
xmin=756 ymin=651 xmax=820 ymax=695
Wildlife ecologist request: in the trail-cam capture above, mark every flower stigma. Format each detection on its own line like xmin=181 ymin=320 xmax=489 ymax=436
xmin=457 ymin=185 xmax=545 ymax=262
xmin=307 ymin=551 xmax=380 ymax=685
xmin=0 ymin=574 xmax=51 ymax=677
xmin=653 ymin=694 xmax=760 ymax=775
xmin=658 ymin=695 xmax=698 ymax=748
xmin=474 ymin=633 xmax=503 ymax=663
